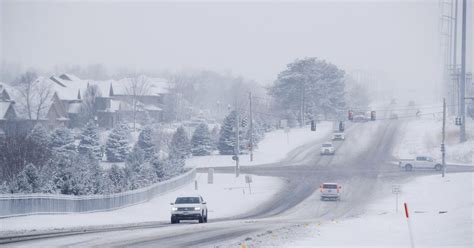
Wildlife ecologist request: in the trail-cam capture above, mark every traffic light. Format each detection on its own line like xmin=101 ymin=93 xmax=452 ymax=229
xmin=370 ymin=111 xmax=376 ymax=121
xmin=339 ymin=121 xmax=344 ymax=132
xmin=311 ymin=120 xmax=316 ymax=131
xmin=455 ymin=117 xmax=462 ymax=126
xmin=348 ymin=110 xmax=353 ymax=121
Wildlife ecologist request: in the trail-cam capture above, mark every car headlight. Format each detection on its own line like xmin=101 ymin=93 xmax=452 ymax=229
xmin=172 ymin=207 xmax=178 ymax=211
xmin=194 ymin=207 xmax=201 ymax=211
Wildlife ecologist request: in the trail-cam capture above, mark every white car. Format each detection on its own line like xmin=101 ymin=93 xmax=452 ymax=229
xmin=320 ymin=183 xmax=341 ymax=201
xmin=332 ymin=132 xmax=345 ymax=141
xmin=320 ymin=142 xmax=335 ymax=155
xmin=399 ymin=156 xmax=442 ymax=171
xmin=170 ymin=195 xmax=208 ymax=224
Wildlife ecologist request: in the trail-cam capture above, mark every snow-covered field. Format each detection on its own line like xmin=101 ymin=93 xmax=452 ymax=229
xmin=186 ymin=122 xmax=333 ymax=168
xmin=393 ymin=116 xmax=474 ymax=165
xmin=236 ymin=172 xmax=474 ymax=248
xmin=0 ymin=173 xmax=283 ymax=234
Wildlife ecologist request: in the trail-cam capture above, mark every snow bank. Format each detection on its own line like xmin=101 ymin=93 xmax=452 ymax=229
xmin=238 ymin=173 xmax=474 ymax=248
xmin=393 ymin=116 xmax=474 ymax=165
xmin=186 ymin=122 xmax=333 ymax=168
xmin=0 ymin=173 xmax=283 ymax=233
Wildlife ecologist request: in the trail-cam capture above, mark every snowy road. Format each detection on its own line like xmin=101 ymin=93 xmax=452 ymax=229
xmin=6 ymin=120 xmax=473 ymax=247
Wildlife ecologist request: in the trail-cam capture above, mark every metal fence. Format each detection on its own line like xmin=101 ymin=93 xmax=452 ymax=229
xmin=0 ymin=169 xmax=196 ymax=218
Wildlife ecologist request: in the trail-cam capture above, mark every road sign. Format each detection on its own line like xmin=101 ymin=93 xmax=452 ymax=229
xmin=245 ymin=175 xmax=253 ymax=194
xmin=392 ymin=184 xmax=401 ymax=194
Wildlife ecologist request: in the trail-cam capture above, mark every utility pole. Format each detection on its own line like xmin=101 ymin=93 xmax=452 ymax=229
xmin=235 ymin=110 xmax=240 ymax=177
xmin=249 ymin=92 xmax=254 ymax=162
xmin=453 ymin=0 xmax=459 ymax=115
xmin=459 ymin=0 xmax=467 ymax=142
xmin=442 ymin=98 xmax=446 ymax=177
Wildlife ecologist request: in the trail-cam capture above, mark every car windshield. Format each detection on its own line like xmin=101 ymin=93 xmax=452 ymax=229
xmin=322 ymin=144 xmax=332 ymax=147
xmin=175 ymin=197 xmax=200 ymax=204
xmin=323 ymin=184 xmax=337 ymax=189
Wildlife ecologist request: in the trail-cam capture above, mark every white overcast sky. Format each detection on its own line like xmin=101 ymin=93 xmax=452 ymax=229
xmin=1 ymin=0 xmax=472 ymax=98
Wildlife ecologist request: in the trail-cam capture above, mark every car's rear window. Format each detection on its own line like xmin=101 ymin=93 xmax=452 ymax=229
xmin=175 ymin=197 xmax=200 ymax=204
xmin=323 ymin=184 xmax=337 ymax=189
xmin=322 ymin=144 xmax=332 ymax=147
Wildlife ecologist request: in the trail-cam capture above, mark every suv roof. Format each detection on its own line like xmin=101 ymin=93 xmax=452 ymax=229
xmin=177 ymin=194 xmax=202 ymax=198
xmin=322 ymin=182 xmax=338 ymax=185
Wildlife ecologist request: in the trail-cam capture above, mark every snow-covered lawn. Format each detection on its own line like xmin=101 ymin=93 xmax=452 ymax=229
xmin=186 ymin=122 xmax=333 ymax=168
xmin=0 ymin=173 xmax=283 ymax=234
xmin=393 ymin=116 xmax=474 ymax=165
xmin=238 ymin=173 xmax=474 ymax=248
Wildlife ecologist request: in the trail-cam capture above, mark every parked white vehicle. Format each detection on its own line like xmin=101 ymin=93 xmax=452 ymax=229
xmin=332 ymin=132 xmax=345 ymax=141
xmin=320 ymin=142 xmax=335 ymax=155
xmin=399 ymin=156 xmax=442 ymax=171
xmin=320 ymin=183 xmax=341 ymax=201
xmin=170 ymin=195 xmax=208 ymax=224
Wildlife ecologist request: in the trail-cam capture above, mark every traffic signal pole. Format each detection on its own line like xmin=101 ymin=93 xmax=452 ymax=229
xmin=235 ymin=111 xmax=240 ymax=177
xmin=249 ymin=92 xmax=254 ymax=162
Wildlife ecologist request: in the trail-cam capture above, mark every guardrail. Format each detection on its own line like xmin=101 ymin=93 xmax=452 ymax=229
xmin=0 ymin=169 xmax=196 ymax=218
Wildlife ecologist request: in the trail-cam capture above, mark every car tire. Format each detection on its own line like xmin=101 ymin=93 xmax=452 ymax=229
xmin=171 ymin=217 xmax=177 ymax=224
xmin=198 ymin=215 xmax=204 ymax=223
xmin=405 ymin=164 xmax=413 ymax=171
xmin=204 ymin=213 xmax=208 ymax=223
xmin=435 ymin=164 xmax=442 ymax=171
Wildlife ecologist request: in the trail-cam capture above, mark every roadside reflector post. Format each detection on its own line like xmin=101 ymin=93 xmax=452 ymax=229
xmin=404 ymin=202 xmax=415 ymax=248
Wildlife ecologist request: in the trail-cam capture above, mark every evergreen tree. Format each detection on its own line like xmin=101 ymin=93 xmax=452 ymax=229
xmin=78 ymin=121 xmax=102 ymax=160
xmin=218 ymin=111 xmax=244 ymax=155
xmin=9 ymin=170 xmax=31 ymax=193
xmin=106 ymin=164 xmax=127 ymax=193
xmin=170 ymin=126 xmax=191 ymax=159
xmin=135 ymin=126 xmax=155 ymax=160
xmin=191 ymin=123 xmax=213 ymax=156
xmin=106 ymin=123 xmax=130 ymax=162
xmin=269 ymin=58 xmax=346 ymax=121
xmin=151 ymin=155 xmax=166 ymax=180
xmin=50 ymin=127 xmax=76 ymax=154
xmin=26 ymin=124 xmax=52 ymax=168
xmin=23 ymin=163 xmax=40 ymax=193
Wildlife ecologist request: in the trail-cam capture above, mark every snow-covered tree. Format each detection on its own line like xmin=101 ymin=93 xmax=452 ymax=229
xmin=151 ymin=155 xmax=167 ymax=180
xmin=218 ymin=111 xmax=245 ymax=155
xmin=191 ymin=123 xmax=213 ymax=156
xmin=135 ymin=126 xmax=155 ymax=160
xmin=78 ymin=121 xmax=102 ymax=160
xmin=105 ymin=164 xmax=127 ymax=193
xmin=269 ymin=57 xmax=346 ymax=121
xmin=9 ymin=170 xmax=31 ymax=193
xmin=50 ymin=127 xmax=76 ymax=154
xmin=23 ymin=163 xmax=40 ymax=193
xmin=26 ymin=123 xmax=52 ymax=167
xmin=170 ymin=126 xmax=191 ymax=159
xmin=106 ymin=123 xmax=130 ymax=162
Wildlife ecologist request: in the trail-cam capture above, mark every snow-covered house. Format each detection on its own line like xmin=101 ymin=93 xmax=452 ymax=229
xmin=49 ymin=74 xmax=168 ymax=128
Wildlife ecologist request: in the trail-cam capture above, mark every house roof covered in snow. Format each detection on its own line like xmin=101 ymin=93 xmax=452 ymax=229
xmin=47 ymin=74 xmax=169 ymax=101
